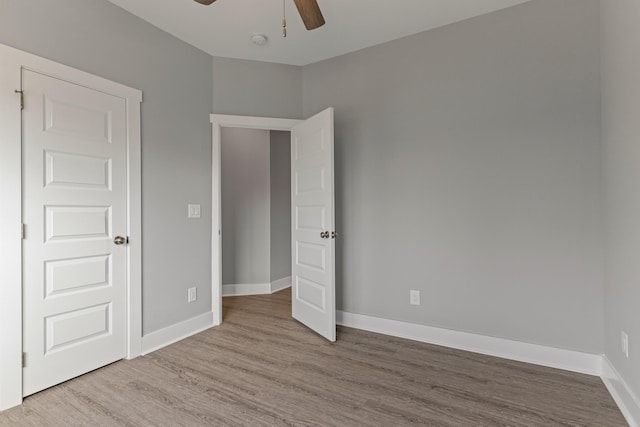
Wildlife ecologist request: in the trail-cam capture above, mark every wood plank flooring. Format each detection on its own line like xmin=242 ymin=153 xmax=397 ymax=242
xmin=0 ymin=289 xmax=626 ymax=426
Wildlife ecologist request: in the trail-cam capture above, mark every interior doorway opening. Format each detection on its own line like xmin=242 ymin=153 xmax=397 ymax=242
xmin=210 ymin=110 xmax=336 ymax=342
xmin=220 ymin=128 xmax=292 ymax=299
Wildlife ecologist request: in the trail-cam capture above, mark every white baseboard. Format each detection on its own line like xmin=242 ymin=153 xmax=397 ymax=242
xmin=339 ymin=311 xmax=638 ymax=423
xmin=271 ymin=276 xmax=292 ymax=293
xmin=223 ymin=277 xmax=291 ymax=297
xmin=222 ymin=283 xmax=271 ymax=296
xmin=141 ymin=311 xmax=214 ymax=355
xmin=602 ymin=356 xmax=640 ymax=427
xmin=337 ymin=311 xmax=602 ymax=376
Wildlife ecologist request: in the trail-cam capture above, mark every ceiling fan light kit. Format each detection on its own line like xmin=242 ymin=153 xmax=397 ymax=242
xmin=194 ymin=0 xmax=325 ymax=35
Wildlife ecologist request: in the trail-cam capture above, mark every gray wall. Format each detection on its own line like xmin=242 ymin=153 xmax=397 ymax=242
xmin=0 ymin=0 xmax=213 ymax=334
xmin=601 ymin=0 xmax=640 ymax=398
xmin=302 ymin=0 xmax=603 ymax=353
xmin=270 ymin=131 xmax=292 ymax=281
xmin=213 ymin=57 xmax=302 ymax=119
xmin=221 ymin=128 xmax=271 ymax=285
xmin=1 ymin=0 xmax=616 ymax=366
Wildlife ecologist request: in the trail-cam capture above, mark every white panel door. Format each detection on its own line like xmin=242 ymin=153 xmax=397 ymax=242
xmin=291 ymin=108 xmax=335 ymax=342
xmin=22 ymin=69 xmax=128 ymax=396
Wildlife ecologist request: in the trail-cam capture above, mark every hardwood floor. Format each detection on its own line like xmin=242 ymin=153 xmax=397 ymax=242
xmin=0 ymin=289 xmax=626 ymax=426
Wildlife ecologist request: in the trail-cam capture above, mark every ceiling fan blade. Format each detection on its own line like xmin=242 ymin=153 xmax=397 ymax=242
xmin=194 ymin=0 xmax=216 ymax=5
xmin=293 ymin=0 xmax=325 ymax=30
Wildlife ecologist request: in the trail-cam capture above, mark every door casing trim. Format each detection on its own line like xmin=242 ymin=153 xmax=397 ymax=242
xmin=0 ymin=43 xmax=142 ymax=411
xmin=210 ymin=114 xmax=301 ymax=325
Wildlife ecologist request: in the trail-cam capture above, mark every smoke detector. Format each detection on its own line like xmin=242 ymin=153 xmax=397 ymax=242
xmin=250 ymin=34 xmax=268 ymax=46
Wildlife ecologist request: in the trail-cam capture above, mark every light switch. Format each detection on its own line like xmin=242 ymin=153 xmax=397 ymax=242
xmin=188 ymin=204 xmax=201 ymax=219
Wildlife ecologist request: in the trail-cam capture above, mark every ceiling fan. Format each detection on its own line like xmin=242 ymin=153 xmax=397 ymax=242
xmin=193 ymin=0 xmax=325 ymax=31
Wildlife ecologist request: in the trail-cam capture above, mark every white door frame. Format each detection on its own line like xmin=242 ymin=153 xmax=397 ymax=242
xmin=0 ymin=43 xmax=143 ymax=411
xmin=210 ymin=114 xmax=301 ymax=325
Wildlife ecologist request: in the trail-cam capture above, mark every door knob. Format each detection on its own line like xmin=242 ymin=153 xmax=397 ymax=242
xmin=114 ymin=236 xmax=127 ymax=245
xmin=320 ymin=231 xmax=329 ymax=239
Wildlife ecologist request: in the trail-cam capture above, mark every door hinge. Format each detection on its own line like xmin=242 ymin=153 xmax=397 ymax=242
xmin=14 ymin=89 xmax=24 ymax=110
xmin=21 ymin=223 xmax=25 ymax=239
xmin=22 ymin=352 xmax=26 ymax=368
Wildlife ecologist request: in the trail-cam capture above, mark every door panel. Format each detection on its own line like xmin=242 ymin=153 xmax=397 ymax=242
xmin=44 ymin=150 xmax=111 ymax=190
xmin=45 ymin=206 xmax=112 ymax=241
xmin=45 ymin=255 xmax=111 ymax=297
xmin=45 ymin=303 xmax=112 ymax=353
xmin=291 ymin=108 xmax=335 ymax=342
xmin=296 ymin=242 xmax=326 ymax=271
xmin=22 ymin=70 xmax=127 ymax=396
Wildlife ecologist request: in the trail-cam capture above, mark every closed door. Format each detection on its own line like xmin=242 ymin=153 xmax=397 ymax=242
xmin=291 ymin=108 xmax=336 ymax=342
xmin=22 ymin=69 xmax=128 ymax=396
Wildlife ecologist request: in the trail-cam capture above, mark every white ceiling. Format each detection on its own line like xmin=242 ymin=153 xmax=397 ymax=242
xmin=107 ymin=0 xmax=531 ymax=66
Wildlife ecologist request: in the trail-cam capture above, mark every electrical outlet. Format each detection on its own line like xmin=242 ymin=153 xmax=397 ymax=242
xmin=188 ymin=287 xmax=197 ymax=303
xmin=621 ymin=331 xmax=629 ymax=358
xmin=409 ymin=290 xmax=421 ymax=306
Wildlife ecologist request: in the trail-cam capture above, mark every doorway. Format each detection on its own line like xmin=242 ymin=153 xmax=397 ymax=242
xmin=220 ymin=128 xmax=292 ymax=298
xmin=210 ymin=111 xmax=336 ymax=341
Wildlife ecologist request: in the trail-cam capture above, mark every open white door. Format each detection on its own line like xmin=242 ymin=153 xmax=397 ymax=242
xmin=290 ymin=108 xmax=336 ymax=342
